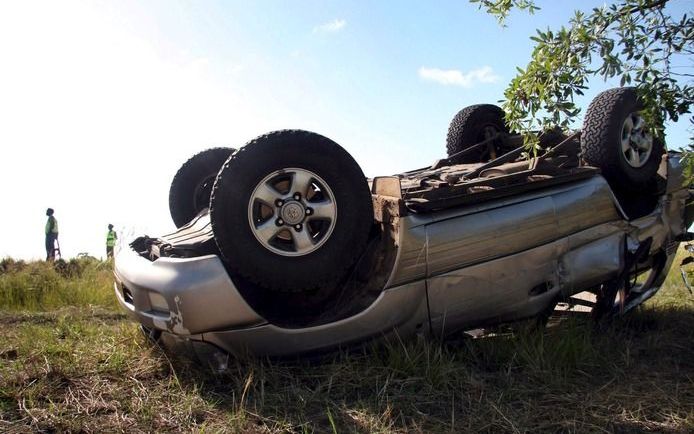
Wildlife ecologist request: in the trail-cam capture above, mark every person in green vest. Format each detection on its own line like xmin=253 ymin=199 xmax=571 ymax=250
xmin=106 ymin=224 xmax=118 ymax=258
xmin=45 ymin=208 xmax=59 ymax=261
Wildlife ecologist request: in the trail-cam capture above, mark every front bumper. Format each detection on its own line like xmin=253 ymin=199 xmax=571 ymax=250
xmin=114 ymin=247 xmax=429 ymax=356
xmin=114 ymin=247 xmax=265 ymax=336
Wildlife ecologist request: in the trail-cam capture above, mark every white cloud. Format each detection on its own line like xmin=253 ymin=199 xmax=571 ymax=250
xmin=418 ymin=66 xmax=500 ymax=87
xmin=313 ymin=19 xmax=346 ymax=33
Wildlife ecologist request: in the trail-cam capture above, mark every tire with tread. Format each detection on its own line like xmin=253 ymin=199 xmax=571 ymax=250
xmin=446 ymin=104 xmax=510 ymax=163
xmin=581 ymin=87 xmax=664 ymax=187
xmin=210 ymin=130 xmax=373 ymax=293
xmin=169 ymin=147 xmax=235 ymax=228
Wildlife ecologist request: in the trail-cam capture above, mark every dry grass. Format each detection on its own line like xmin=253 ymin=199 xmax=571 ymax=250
xmin=0 ymin=257 xmax=117 ymax=311
xmin=0 ymin=254 xmax=693 ymax=433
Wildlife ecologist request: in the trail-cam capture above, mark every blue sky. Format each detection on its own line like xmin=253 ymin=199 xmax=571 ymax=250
xmin=0 ymin=0 xmax=691 ymax=259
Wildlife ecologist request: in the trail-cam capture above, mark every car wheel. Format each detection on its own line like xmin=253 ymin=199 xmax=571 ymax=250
xmin=581 ymin=87 xmax=665 ymax=188
xmin=168 ymin=147 xmax=235 ymax=228
xmin=446 ymin=104 xmax=510 ymax=163
xmin=210 ymin=130 xmax=373 ymax=293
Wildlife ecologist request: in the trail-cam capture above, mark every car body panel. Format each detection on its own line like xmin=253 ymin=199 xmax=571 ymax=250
xmin=203 ymin=281 xmax=429 ymax=356
xmin=386 ymin=176 xmax=620 ymax=287
xmin=426 ymin=177 xmax=620 ymax=277
xmin=428 ymin=237 xmax=565 ymax=335
xmin=560 ymin=226 xmax=625 ymax=294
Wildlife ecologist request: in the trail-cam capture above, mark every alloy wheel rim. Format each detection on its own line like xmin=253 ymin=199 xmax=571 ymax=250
xmin=621 ymin=112 xmax=653 ymax=168
xmin=247 ymin=168 xmax=337 ymax=257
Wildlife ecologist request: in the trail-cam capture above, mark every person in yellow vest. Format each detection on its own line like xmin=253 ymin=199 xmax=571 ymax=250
xmin=45 ymin=208 xmax=59 ymax=261
xmin=106 ymin=224 xmax=118 ymax=258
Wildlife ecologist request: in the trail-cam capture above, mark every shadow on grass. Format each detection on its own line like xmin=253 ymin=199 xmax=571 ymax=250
xmin=161 ymin=305 xmax=693 ymax=433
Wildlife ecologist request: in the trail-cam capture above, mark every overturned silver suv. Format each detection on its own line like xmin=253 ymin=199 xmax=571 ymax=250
xmin=115 ymin=87 xmax=693 ymax=357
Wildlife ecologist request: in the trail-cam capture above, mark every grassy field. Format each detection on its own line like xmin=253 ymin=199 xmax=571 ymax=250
xmin=0 ymin=255 xmax=692 ymax=433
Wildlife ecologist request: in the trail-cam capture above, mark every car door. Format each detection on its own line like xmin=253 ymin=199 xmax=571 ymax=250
xmin=425 ymin=177 xmax=621 ymax=336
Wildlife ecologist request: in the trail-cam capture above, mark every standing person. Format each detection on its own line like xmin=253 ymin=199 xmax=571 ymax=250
xmin=106 ymin=224 xmax=118 ymax=258
xmin=45 ymin=208 xmax=59 ymax=261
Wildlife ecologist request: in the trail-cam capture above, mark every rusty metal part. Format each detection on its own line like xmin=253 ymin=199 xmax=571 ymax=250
xmin=397 ymin=131 xmax=590 ymax=213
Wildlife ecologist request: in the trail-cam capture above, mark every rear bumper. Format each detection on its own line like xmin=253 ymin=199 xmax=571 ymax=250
xmin=113 ymin=247 xmax=265 ymax=335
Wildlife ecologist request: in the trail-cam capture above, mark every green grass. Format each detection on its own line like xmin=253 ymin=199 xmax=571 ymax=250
xmin=0 ymin=257 xmax=117 ymax=311
xmin=0 ymin=254 xmax=693 ymax=433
